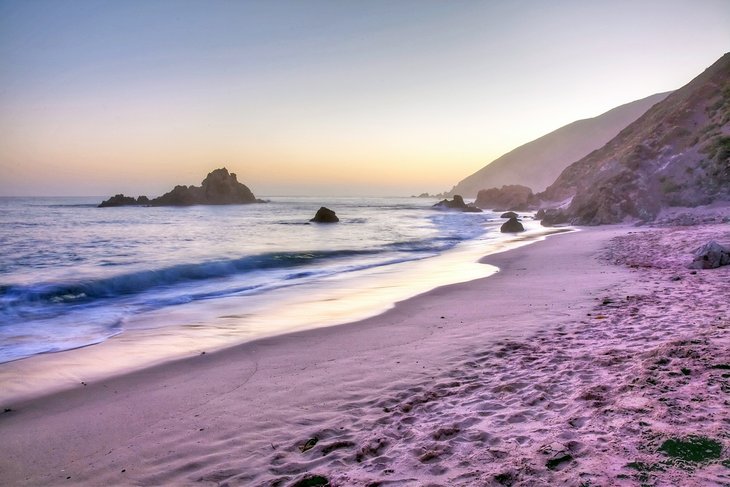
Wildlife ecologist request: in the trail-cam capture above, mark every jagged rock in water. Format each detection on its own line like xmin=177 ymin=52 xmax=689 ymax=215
xmin=99 ymin=168 xmax=262 ymax=207
xmin=432 ymin=195 xmax=482 ymax=212
xmin=310 ymin=207 xmax=339 ymax=223
xmin=500 ymin=211 xmax=519 ymax=219
xmin=689 ymin=241 xmax=730 ymax=269
xmin=500 ymin=216 xmax=525 ymax=233
xmin=152 ymin=185 xmax=199 ymax=206
xmin=474 ymin=185 xmax=533 ymax=211
xmin=151 ymin=168 xmax=259 ymax=206
xmin=98 ymin=194 xmax=149 ymax=208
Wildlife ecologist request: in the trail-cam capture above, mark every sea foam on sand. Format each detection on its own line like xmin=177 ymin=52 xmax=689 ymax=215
xmin=0 ymin=213 xmax=728 ymax=486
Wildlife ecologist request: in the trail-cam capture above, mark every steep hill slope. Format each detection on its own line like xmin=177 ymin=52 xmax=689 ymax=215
xmin=540 ymin=53 xmax=730 ymax=225
xmin=448 ymin=92 xmax=670 ymax=197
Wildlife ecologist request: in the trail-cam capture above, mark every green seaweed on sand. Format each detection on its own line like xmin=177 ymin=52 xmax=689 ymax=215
xmin=298 ymin=437 xmax=319 ymax=453
xmin=624 ymin=461 xmax=666 ymax=484
xmin=292 ymin=475 xmax=330 ymax=487
xmin=658 ymin=436 xmax=722 ymax=463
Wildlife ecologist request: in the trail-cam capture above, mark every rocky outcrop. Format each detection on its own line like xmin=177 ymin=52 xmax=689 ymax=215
xmin=432 ymin=195 xmax=482 ymax=212
xmin=500 ymin=211 xmax=518 ymax=219
xmin=98 ymin=194 xmax=148 ymax=208
xmin=474 ymin=185 xmax=533 ymax=211
xmin=538 ymin=53 xmax=730 ymax=226
xmin=689 ymin=241 xmax=730 ymax=269
xmin=536 ymin=208 xmax=569 ymax=226
xmin=500 ymin=217 xmax=525 ymax=233
xmin=447 ymin=92 xmax=670 ymax=197
xmin=151 ymin=168 xmax=260 ymax=206
xmin=98 ymin=168 xmax=263 ymax=207
xmin=310 ymin=207 xmax=339 ymax=223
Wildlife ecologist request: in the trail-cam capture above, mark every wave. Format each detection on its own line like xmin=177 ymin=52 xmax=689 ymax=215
xmin=0 ymin=224 xmax=489 ymax=312
xmin=0 ymin=249 xmax=384 ymax=308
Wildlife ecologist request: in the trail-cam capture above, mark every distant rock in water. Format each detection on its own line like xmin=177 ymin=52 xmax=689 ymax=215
xmin=98 ymin=194 xmax=148 ymax=208
xmin=475 ymin=185 xmax=533 ymax=211
xmin=500 ymin=211 xmax=519 ymax=219
xmin=432 ymin=195 xmax=482 ymax=212
xmin=310 ymin=207 xmax=339 ymax=223
xmin=500 ymin=216 xmax=525 ymax=233
xmin=689 ymin=241 xmax=730 ymax=269
xmin=98 ymin=168 xmax=263 ymax=207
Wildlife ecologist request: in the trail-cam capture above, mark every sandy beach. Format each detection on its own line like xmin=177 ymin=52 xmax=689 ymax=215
xmin=1 ymin=215 xmax=729 ymax=486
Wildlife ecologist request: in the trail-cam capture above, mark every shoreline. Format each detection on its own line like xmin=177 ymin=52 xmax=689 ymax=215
xmin=1 ymin=222 xmax=728 ymax=485
xmin=0 ymin=224 xmax=563 ymax=405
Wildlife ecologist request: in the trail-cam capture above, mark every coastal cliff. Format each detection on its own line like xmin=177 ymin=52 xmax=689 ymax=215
xmin=538 ymin=53 xmax=730 ymax=225
xmin=447 ymin=92 xmax=670 ymax=197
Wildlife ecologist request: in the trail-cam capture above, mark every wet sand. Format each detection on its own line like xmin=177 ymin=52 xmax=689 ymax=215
xmin=1 ymin=218 xmax=728 ymax=486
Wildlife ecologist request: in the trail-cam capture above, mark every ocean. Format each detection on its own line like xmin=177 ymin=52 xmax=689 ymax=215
xmin=0 ymin=196 xmax=551 ymax=397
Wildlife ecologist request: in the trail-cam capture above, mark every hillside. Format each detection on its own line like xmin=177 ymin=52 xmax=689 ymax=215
xmin=540 ymin=53 xmax=730 ymax=225
xmin=447 ymin=92 xmax=670 ymax=197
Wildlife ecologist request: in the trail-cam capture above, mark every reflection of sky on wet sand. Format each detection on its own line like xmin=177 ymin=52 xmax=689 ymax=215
xmin=0 ymin=225 xmax=567 ymax=403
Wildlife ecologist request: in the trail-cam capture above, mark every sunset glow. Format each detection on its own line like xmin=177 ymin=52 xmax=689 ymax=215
xmin=1 ymin=0 xmax=728 ymax=196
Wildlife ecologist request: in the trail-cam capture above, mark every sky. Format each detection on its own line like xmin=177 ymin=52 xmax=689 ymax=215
xmin=0 ymin=0 xmax=728 ymax=197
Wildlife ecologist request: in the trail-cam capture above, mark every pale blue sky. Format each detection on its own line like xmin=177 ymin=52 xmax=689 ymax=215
xmin=1 ymin=0 xmax=728 ymax=196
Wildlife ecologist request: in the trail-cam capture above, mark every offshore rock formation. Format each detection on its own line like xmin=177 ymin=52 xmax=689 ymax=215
xmin=432 ymin=195 xmax=482 ymax=212
xmin=447 ymin=92 xmax=670 ymax=197
xmin=99 ymin=168 xmax=263 ymax=207
xmin=539 ymin=53 xmax=730 ymax=226
xmin=310 ymin=207 xmax=339 ymax=223
xmin=474 ymin=185 xmax=533 ymax=211
xmin=98 ymin=194 xmax=146 ymax=208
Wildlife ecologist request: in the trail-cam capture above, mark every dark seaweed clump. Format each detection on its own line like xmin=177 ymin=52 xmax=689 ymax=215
xmin=658 ymin=436 xmax=722 ymax=463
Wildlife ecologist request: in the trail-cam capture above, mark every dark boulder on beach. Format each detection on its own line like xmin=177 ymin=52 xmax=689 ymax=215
xmin=99 ymin=168 xmax=263 ymax=207
xmin=689 ymin=241 xmax=730 ymax=269
xmin=432 ymin=195 xmax=482 ymax=212
xmin=310 ymin=207 xmax=339 ymax=223
xmin=500 ymin=216 xmax=525 ymax=233
xmin=500 ymin=211 xmax=519 ymax=219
